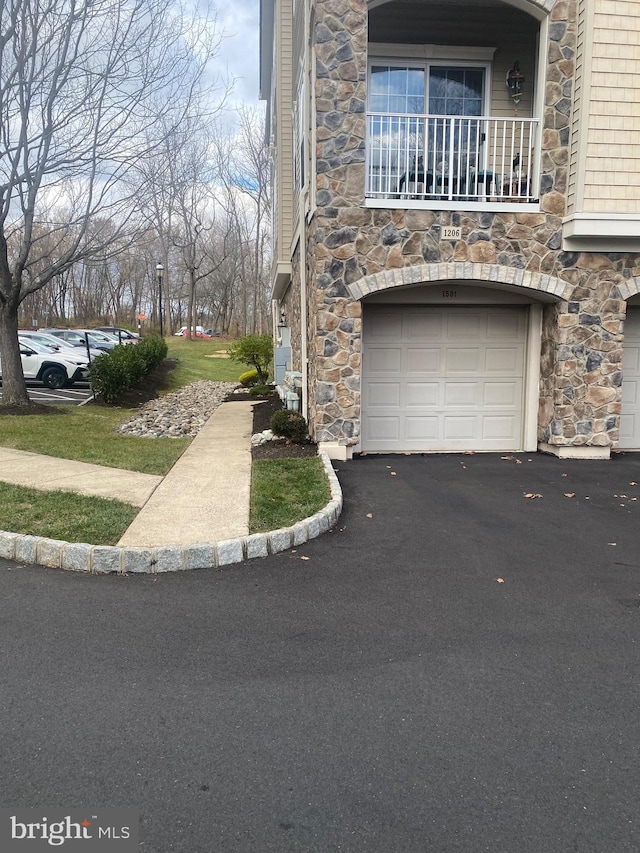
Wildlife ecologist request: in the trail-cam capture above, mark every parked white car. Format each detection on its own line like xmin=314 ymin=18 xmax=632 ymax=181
xmin=0 ymin=337 xmax=91 ymax=388
xmin=19 ymin=330 xmax=104 ymax=361
xmin=175 ymin=325 xmax=207 ymax=336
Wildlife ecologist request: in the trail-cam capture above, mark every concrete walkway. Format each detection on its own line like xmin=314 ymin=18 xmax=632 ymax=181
xmin=0 ymin=447 xmax=162 ymax=507
xmin=0 ymin=401 xmax=256 ymax=545
xmin=117 ymin=400 xmax=255 ymax=547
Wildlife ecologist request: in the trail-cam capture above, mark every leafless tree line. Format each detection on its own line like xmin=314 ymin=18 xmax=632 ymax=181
xmin=0 ymin=0 xmax=270 ymax=406
xmin=19 ymin=107 xmax=271 ymax=338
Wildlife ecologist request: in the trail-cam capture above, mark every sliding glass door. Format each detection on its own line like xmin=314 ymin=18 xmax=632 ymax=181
xmin=367 ymin=62 xmax=488 ymax=198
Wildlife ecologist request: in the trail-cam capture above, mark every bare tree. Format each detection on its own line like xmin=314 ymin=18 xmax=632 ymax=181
xmin=0 ymin=0 xmax=224 ymax=405
xmin=233 ymin=106 xmax=272 ymax=333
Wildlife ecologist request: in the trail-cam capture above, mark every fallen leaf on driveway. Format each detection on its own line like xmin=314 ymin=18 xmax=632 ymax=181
xmin=365 ymin=513 xmax=373 ymax=518
xmin=390 ymin=471 xmax=397 ymax=476
xmin=523 ymin=492 xmax=543 ymax=499
xmin=300 ymin=556 xmax=310 ymax=561
xmin=608 ymin=542 xmax=617 ymax=546
xmin=564 ymin=493 xmax=575 ymax=498
xmin=496 ymin=578 xmax=505 ymax=583
xmin=631 ymin=482 xmax=637 ymax=486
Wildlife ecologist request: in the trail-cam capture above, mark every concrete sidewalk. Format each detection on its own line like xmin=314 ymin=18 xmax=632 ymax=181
xmin=0 ymin=401 xmax=256 ymax=545
xmin=0 ymin=447 xmax=162 ymax=507
xmin=117 ymin=400 xmax=255 ymax=547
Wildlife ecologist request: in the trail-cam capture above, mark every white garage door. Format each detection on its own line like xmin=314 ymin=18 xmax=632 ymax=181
xmin=362 ymin=305 xmax=527 ymax=452
xmin=620 ymin=308 xmax=640 ymax=449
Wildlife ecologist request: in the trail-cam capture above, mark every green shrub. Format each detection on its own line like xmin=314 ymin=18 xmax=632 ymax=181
xmin=88 ymin=335 xmax=168 ymax=403
xmin=239 ymin=369 xmax=259 ymax=387
xmin=270 ymin=409 xmax=308 ymax=443
xmin=249 ymin=385 xmax=273 ymax=396
xmin=227 ymin=334 xmax=273 ymax=384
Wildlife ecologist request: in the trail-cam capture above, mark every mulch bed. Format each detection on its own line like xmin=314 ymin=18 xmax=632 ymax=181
xmin=229 ymin=390 xmax=319 ymax=460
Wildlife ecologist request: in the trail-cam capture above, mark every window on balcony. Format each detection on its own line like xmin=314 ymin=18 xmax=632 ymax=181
xmin=366 ymin=59 xmax=538 ymax=208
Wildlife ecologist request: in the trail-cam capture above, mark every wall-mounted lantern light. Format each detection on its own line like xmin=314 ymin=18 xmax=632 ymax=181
xmin=506 ymin=61 xmax=524 ymax=104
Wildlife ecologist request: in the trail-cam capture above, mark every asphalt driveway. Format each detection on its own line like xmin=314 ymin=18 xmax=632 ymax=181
xmin=1 ymin=452 xmax=640 ymax=852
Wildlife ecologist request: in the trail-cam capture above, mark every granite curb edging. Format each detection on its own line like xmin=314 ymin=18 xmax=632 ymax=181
xmin=0 ymin=453 xmax=342 ymax=574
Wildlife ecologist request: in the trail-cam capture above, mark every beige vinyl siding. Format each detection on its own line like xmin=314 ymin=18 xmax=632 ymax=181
xmin=488 ymin=49 xmax=536 ymax=119
xmin=567 ymin=0 xmax=588 ymax=213
xmin=581 ymin=0 xmax=640 ymax=213
xmin=275 ymin=0 xmax=294 ymax=265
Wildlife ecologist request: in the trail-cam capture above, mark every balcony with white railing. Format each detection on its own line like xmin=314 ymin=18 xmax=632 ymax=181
xmin=365 ymin=113 xmax=540 ymax=211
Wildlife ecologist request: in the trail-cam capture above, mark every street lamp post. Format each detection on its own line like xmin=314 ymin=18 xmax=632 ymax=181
xmin=156 ymin=261 xmax=164 ymax=338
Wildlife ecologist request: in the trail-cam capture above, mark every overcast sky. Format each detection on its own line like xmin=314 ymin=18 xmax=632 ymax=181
xmin=213 ymin=0 xmax=261 ymax=107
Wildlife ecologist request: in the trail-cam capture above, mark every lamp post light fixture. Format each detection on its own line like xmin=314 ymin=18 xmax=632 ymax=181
xmin=156 ymin=261 xmax=164 ymax=338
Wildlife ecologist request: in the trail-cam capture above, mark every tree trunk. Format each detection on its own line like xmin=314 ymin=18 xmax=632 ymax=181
xmin=0 ymin=299 xmax=30 ymax=406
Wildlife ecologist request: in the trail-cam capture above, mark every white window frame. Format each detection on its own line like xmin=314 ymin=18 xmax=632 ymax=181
xmin=293 ymin=68 xmax=306 ymax=193
xmin=366 ymin=57 xmax=493 ymax=120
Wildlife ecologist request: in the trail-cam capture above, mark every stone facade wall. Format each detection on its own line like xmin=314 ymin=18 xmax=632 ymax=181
xmin=309 ymin=0 xmax=638 ymax=451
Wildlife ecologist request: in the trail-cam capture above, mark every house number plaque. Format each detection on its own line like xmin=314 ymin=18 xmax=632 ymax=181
xmin=440 ymin=226 xmax=462 ymax=240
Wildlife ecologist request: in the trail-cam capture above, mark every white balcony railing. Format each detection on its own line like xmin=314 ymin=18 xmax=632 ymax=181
xmin=366 ymin=113 xmax=539 ymax=205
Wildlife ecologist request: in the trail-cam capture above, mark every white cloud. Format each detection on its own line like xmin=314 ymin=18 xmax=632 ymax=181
xmin=209 ymin=0 xmax=261 ymax=106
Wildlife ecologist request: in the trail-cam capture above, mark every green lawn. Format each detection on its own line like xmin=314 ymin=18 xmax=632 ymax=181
xmin=166 ymin=336 xmax=240 ymax=386
xmin=0 ymin=406 xmax=189 ymax=474
xmin=250 ymin=458 xmax=331 ymax=533
xmin=0 ymin=338 xmax=332 ymax=547
xmin=0 ymin=482 xmax=137 ymax=545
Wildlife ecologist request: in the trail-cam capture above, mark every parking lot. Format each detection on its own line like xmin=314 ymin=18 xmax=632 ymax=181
xmin=0 ymin=381 xmax=93 ymax=406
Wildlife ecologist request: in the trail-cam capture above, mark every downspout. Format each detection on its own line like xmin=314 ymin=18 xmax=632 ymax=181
xmin=300 ymin=218 xmax=308 ymax=423
xmin=300 ymin=0 xmax=311 ymax=428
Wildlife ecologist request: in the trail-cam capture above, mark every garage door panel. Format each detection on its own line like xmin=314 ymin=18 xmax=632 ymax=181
xmin=367 ymin=313 xmax=402 ymax=338
xmin=482 ymin=416 xmax=518 ymax=440
xmin=621 ymin=309 xmax=640 ymax=448
xmin=447 ymin=314 xmax=482 ymax=338
xmin=625 ymin=348 xmax=640 ymax=372
xmin=445 ymin=383 xmax=479 ymax=406
xmin=406 ymin=383 xmax=439 ymax=407
xmin=367 ymin=417 xmax=401 ymax=441
xmin=406 ymin=348 xmax=440 ymax=372
xmin=620 ymin=414 xmax=636 ymax=442
xmin=623 ymin=379 xmax=639 ymax=406
xmin=445 ymin=348 xmax=481 ymax=372
xmin=485 ymin=347 xmax=522 ymax=371
xmin=487 ymin=312 xmax=524 ymax=338
xmin=368 ymin=347 xmax=402 ymax=372
xmin=443 ymin=416 xmax=476 ymax=439
xmin=406 ymin=314 xmax=443 ymax=338
xmin=405 ymin=417 xmax=439 ymax=440
xmin=367 ymin=383 xmax=401 ymax=407
xmin=483 ymin=381 xmax=520 ymax=406
xmin=363 ymin=305 xmax=526 ymax=452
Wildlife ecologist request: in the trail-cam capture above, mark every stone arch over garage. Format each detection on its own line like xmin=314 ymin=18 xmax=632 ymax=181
xmin=345 ymin=262 xmax=572 ymax=303
xmin=615 ymin=277 xmax=640 ymax=302
xmin=367 ymin=0 xmax=554 ymax=22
